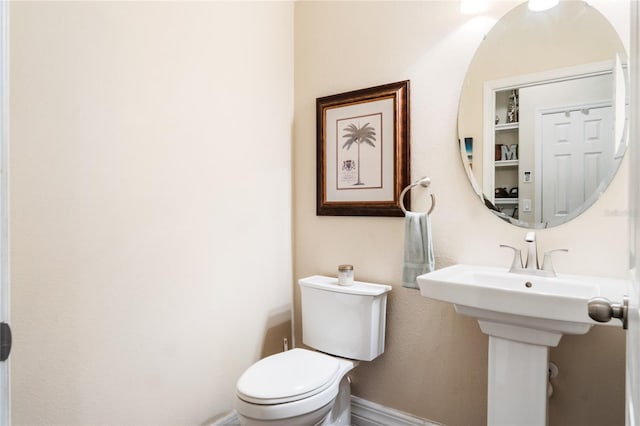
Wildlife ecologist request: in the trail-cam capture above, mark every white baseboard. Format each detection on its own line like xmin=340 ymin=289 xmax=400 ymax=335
xmin=209 ymin=398 xmax=443 ymax=426
xmin=207 ymin=410 xmax=240 ymax=426
xmin=350 ymin=396 xmax=444 ymax=426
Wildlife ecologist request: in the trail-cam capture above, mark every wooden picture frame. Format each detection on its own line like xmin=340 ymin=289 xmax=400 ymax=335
xmin=316 ymin=81 xmax=410 ymax=216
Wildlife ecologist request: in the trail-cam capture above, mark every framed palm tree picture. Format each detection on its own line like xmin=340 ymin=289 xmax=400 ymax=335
xmin=316 ymin=81 xmax=410 ymax=216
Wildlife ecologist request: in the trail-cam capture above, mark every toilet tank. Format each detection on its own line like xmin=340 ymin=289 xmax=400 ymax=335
xmin=298 ymin=275 xmax=392 ymax=361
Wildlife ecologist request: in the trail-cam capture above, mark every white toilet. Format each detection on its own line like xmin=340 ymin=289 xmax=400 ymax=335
xmin=235 ymin=275 xmax=392 ymax=425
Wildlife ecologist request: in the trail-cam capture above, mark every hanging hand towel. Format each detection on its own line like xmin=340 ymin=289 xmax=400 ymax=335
xmin=402 ymin=211 xmax=434 ymax=289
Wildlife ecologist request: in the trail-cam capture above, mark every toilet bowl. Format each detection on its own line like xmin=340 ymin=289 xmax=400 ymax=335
xmin=235 ymin=275 xmax=391 ymax=425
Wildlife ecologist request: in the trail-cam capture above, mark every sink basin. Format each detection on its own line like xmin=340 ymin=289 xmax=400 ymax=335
xmin=417 ymin=264 xmax=629 ymax=425
xmin=417 ymin=264 xmax=628 ymax=344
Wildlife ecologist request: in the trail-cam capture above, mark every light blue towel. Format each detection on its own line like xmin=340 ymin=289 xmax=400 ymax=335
xmin=402 ymin=211 xmax=434 ymax=289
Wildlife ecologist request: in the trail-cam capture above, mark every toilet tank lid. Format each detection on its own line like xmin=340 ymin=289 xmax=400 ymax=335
xmin=299 ymin=275 xmax=392 ymax=296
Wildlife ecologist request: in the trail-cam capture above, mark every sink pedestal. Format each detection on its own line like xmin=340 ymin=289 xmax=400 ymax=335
xmin=474 ymin=314 xmax=566 ymax=426
xmin=487 ymin=335 xmax=548 ymax=426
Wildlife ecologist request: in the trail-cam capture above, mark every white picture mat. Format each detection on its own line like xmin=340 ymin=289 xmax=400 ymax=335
xmin=325 ymin=97 xmax=395 ymax=203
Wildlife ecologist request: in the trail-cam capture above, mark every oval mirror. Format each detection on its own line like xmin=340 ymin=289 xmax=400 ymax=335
xmin=458 ymin=1 xmax=628 ymax=228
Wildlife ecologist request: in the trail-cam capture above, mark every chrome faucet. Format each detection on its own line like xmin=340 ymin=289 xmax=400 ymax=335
xmin=500 ymin=232 xmax=567 ymax=277
xmin=524 ymin=231 xmax=538 ymax=271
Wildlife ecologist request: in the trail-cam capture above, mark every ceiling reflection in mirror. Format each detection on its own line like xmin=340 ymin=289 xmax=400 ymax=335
xmin=458 ymin=1 xmax=628 ymax=229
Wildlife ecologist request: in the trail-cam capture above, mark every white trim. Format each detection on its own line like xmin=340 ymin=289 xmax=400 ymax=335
xmin=0 ymin=0 xmax=9 ymax=424
xmin=482 ymin=87 xmax=496 ymax=200
xmin=485 ymin=60 xmax=615 ymax=93
xmin=350 ymin=396 xmax=443 ymax=426
xmin=207 ymin=410 xmax=240 ymax=426
xmin=627 ymin=1 xmax=640 ymax=425
xmin=208 ymin=398 xmax=442 ymax=426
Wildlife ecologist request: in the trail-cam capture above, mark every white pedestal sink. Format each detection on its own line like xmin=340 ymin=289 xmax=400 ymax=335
xmin=417 ymin=264 xmax=628 ymax=426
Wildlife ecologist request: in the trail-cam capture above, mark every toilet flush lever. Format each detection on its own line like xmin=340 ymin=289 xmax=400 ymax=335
xmin=588 ymin=296 xmax=628 ymax=330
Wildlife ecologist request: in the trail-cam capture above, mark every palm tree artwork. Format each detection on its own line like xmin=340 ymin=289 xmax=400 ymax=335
xmin=342 ymin=122 xmax=377 ymax=186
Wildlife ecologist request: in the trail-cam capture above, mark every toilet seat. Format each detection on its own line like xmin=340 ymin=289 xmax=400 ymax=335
xmin=237 ymin=348 xmax=341 ymax=404
xmin=235 ymin=348 xmax=356 ymax=421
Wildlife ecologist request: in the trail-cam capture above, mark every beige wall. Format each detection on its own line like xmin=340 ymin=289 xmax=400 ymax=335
xmin=9 ymin=2 xmax=293 ymax=424
xmin=294 ymin=1 xmax=628 ymax=425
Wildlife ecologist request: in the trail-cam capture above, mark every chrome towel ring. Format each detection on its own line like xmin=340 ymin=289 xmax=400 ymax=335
xmin=400 ymin=176 xmax=436 ymax=214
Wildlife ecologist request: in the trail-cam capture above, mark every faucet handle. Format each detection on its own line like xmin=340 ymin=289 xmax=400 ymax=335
xmin=500 ymin=244 xmax=523 ymax=272
xmin=541 ymin=249 xmax=568 ymax=274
